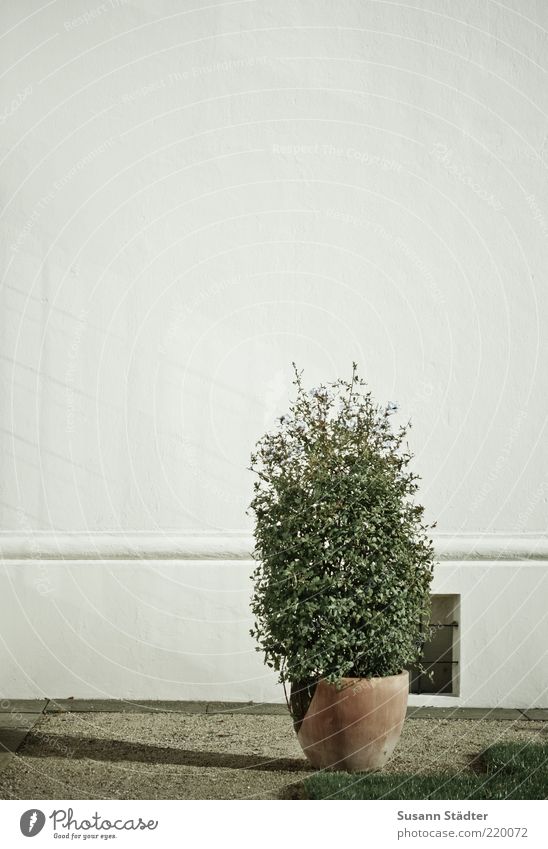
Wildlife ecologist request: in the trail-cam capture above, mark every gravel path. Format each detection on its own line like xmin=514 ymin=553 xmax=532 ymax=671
xmin=0 ymin=712 xmax=546 ymax=800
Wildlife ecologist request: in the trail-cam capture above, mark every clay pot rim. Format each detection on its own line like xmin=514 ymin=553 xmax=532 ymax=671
xmin=319 ymin=670 xmax=409 ymax=686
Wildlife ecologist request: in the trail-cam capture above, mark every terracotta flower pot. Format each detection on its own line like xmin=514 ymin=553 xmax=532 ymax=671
xmin=296 ymin=671 xmax=409 ymax=772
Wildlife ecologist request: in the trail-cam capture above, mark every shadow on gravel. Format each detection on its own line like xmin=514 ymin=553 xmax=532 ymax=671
xmin=278 ymin=781 xmax=309 ymax=799
xmin=18 ymin=733 xmax=312 ymax=773
xmin=467 ymin=752 xmax=488 ymax=775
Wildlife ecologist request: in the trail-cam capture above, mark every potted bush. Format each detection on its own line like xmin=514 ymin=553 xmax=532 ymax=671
xmin=248 ymin=363 xmax=436 ymax=772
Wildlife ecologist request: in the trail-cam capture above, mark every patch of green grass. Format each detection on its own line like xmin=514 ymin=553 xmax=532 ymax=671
xmin=293 ymin=742 xmax=548 ymax=800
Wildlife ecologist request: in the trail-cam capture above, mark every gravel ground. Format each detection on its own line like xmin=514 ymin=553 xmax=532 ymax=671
xmin=0 ymin=712 xmax=546 ymax=800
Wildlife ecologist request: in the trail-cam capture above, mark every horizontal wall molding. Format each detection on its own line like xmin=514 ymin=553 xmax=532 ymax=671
xmin=1 ymin=532 xmax=548 ymax=562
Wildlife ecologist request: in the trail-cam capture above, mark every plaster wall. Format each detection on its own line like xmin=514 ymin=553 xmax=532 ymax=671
xmin=1 ymin=1 xmax=547 ymax=704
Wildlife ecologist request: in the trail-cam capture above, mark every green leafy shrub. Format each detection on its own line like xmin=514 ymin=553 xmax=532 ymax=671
xmin=248 ymin=363 xmax=436 ymax=691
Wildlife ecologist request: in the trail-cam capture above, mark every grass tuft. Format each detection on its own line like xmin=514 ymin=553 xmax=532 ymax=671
xmin=293 ymin=742 xmax=548 ymax=800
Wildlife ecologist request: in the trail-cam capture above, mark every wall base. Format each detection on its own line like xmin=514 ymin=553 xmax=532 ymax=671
xmin=1 ymin=534 xmax=547 ymax=707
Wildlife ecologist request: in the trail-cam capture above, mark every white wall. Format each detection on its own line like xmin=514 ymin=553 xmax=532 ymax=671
xmin=1 ymin=534 xmax=548 ymax=706
xmin=1 ymin=1 xmax=547 ymax=705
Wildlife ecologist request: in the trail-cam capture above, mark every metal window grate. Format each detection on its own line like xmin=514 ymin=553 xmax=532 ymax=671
xmin=410 ymin=595 xmax=460 ymax=695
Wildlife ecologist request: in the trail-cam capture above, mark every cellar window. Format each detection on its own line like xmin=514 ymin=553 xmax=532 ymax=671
xmin=410 ymin=594 xmax=460 ymax=696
